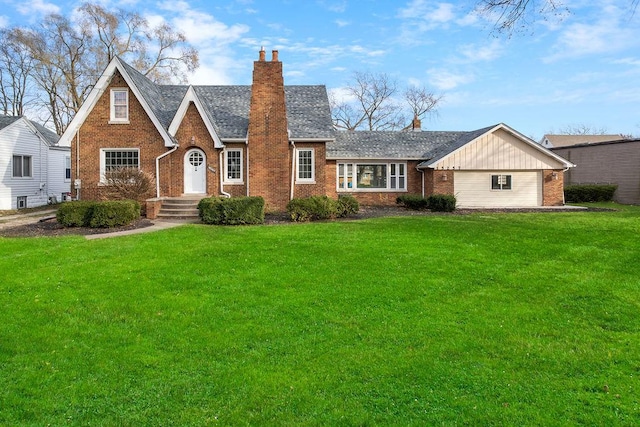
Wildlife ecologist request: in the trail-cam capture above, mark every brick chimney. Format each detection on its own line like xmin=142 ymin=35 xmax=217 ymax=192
xmin=247 ymin=48 xmax=290 ymax=211
xmin=411 ymin=115 xmax=421 ymax=131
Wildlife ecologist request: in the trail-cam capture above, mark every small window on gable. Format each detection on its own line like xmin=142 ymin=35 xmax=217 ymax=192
xmin=110 ymin=89 xmax=129 ymax=123
xmin=492 ymin=174 xmax=512 ymax=190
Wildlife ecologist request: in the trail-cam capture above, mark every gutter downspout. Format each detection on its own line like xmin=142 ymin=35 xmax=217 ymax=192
xmin=155 ymin=144 xmax=179 ymax=198
xmin=290 ymin=140 xmax=297 ymax=200
xmin=245 ymin=138 xmax=249 ymax=196
xmin=75 ymin=131 xmax=81 ymax=200
xmin=219 ymin=148 xmax=231 ymax=198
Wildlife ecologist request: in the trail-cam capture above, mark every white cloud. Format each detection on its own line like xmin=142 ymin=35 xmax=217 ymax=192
xmin=458 ymin=39 xmax=504 ymax=62
xmin=545 ymin=3 xmax=640 ymax=61
xmin=335 ymin=19 xmax=350 ymax=27
xmin=428 ymin=68 xmax=474 ymax=90
xmin=398 ymin=0 xmax=455 ymax=23
xmin=0 ymin=15 xmax=8 ymax=28
xmin=15 ymin=0 xmax=59 ymax=16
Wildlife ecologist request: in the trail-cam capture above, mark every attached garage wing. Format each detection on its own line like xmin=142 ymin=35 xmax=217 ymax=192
xmin=454 ymin=171 xmax=542 ymax=207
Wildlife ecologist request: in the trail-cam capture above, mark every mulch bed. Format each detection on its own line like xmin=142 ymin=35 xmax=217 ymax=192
xmin=0 ymin=206 xmax=599 ymax=238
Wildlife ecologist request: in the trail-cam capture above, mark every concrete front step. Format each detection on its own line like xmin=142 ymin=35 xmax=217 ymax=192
xmin=156 ymin=196 xmax=203 ymax=219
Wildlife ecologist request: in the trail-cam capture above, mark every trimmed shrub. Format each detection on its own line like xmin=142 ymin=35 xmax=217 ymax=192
xmin=335 ymin=194 xmax=360 ymax=218
xmin=396 ymin=194 xmax=429 ymax=210
xmin=89 ymin=200 xmax=141 ymax=228
xmin=287 ymin=196 xmax=337 ymax=222
xmin=426 ymin=194 xmax=457 ymax=212
xmin=198 ymin=196 xmax=265 ymax=225
xmin=56 ymin=201 xmax=95 ymax=227
xmin=565 ymin=184 xmax=617 ymax=203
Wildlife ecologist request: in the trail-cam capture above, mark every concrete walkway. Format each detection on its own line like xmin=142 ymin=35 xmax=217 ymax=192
xmin=84 ymin=219 xmax=197 ymax=240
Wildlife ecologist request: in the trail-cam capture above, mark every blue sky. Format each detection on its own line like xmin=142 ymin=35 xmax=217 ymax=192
xmin=2 ymin=0 xmax=640 ymax=140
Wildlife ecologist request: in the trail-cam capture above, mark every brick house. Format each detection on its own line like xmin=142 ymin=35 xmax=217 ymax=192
xmin=58 ymin=49 xmax=573 ymax=215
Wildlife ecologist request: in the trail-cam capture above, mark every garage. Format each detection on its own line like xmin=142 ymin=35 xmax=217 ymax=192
xmin=454 ymin=171 xmax=542 ymax=207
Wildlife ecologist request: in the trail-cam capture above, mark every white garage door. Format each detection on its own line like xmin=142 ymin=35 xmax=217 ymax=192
xmin=454 ymin=171 xmax=542 ymax=208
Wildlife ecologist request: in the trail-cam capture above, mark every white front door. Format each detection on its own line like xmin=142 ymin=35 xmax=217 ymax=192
xmin=184 ymin=149 xmax=206 ymax=194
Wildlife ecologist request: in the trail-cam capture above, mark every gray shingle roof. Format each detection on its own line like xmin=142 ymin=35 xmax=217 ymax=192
xmin=0 ymin=115 xmax=60 ymax=146
xmin=328 ymin=125 xmax=498 ymax=162
xmin=119 ymin=59 xmax=333 ymax=140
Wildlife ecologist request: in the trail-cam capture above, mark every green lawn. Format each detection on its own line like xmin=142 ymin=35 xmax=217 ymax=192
xmin=1 ymin=207 xmax=639 ymax=425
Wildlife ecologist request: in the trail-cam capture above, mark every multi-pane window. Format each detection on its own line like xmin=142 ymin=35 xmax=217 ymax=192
xmin=337 ymin=162 xmax=406 ymax=191
xmin=110 ymin=89 xmax=129 ymax=122
xmin=12 ymin=155 xmax=32 ymax=178
xmin=491 ymin=174 xmax=512 ymax=190
xmin=226 ymin=149 xmax=242 ymax=182
xmin=65 ymin=156 xmax=71 ymax=180
xmin=104 ymin=150 xmax=139 ymax=172
xmin=296 ymin=149 xmax=314 ymax=182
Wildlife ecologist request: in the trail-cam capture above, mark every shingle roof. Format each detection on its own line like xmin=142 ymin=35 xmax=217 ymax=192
xmin=119 ymin=59 xmax=333 ymax=140
xmin=0 ymin=115 xmax=60 ymax=146
xmin=328 ymin=125 xmax=497 ymax=162
xmin=541 ymin=134 xmax=623 ymax=148
xmin=0 ymin=115 xmax=21 ymax=130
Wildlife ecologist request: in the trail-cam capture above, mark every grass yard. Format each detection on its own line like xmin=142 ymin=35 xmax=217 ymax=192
xmin=1 ymin=206 xmax=639 ymax=425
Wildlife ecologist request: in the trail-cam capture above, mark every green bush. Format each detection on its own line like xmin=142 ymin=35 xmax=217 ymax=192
xmin=396 ymin=194 xmax=429 ymax=210
xmin=426 ymin=194 xmax=457 ymax=212
xmin=564 ymin=184 xmax=617 ymax=203
xmin=198 ymin=196 xmax=265 ymax=225
xmin=56 ymin=201 xmax=96 ymax=227
xmin=335 ymin=194 xmax=360 ymax=218
xmin=287 ymin=196 xmax=337 ymax=222
xmin=56 ymin=200 xmax=140 ymax=228
xmin=89 ymin=200 xmax=141 ymax=228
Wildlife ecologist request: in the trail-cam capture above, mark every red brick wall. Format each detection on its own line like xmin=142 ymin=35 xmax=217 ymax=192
xmin=292 ymin=142 xmax=327 ymax=199
xmin=431 ymin=170 xmax=454 ymax=195
xmin=543 ymin=169 xmax=565 ymax=206
xmin=72 ymin=70 xmax=167 ymax=201
xmin=247 ymin=51 xmax=291 ymax=211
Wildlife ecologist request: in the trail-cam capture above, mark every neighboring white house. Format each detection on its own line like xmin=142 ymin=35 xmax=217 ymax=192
xmin=0 ymin=115 xmax=71 ymax=210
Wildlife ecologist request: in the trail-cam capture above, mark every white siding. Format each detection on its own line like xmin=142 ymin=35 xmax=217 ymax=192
xmin=48 ymin=147 xmax=71 ymax=203
xmin=433 ymin=129 xmax=565 ymax=170
xmin=455 ymin=171 xmax=542 ymax=207
xmin=0 ymin=119 xmax=49 ymax=209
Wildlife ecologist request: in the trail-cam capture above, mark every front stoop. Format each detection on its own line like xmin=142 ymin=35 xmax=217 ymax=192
xmin=156 ymin=196 xmax=203 ymax=219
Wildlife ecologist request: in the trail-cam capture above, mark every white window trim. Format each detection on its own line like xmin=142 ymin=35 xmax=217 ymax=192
xmin=224 ymin=148 xmax=244 ymax=184
xmin=64 ymin=156 xmax=71 ymax=182
xmin=109 ymin=88 xmax=130 ymax=123
xmin=99 ymin=148 xmax=140 ymax=183
xmin=296 ymin=148 xmax=315 ymax=184
xmin=12 ymin=154 xmax=32 ymax=179
xmin=491 ymin=174 xmax=512 ymax=191
xmin=336 ymin=161 xmax=407 ymax=192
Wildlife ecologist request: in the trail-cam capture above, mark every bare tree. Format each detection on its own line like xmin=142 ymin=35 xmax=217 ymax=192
xmin=477 ymin=0 xmax=639 ymax=34
xmin=404 ymin=85 xmax=442 ymax=122
xmin=332 ymin=72 xmax=442 ymax=131
xmin=0 ymin=2 xmax=199 ymax=133
xmin=549 ymin=124 xmax=610 ymax=135
xmin=0 ymin=29 xmax=37 ymax=116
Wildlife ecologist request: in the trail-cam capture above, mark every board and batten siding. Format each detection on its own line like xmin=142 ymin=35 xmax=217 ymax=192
xmin=432 ymin=129 xmax=565 ymax=170
xmin=0 ymin=119 xmax=49 ymax=209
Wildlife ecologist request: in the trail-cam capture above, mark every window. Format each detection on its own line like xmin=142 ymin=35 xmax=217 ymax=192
xmin=100 ymin=149 xmax=139 ymax=181
xmin=492 ymin=174 xmax=512 ymax=190
xmin=225 ymin=149 xmax=243 ymax=183
xmin=17 ymin=196 xmax=27 ymax=209
xmin=110 ymin=89 xmax=129 ymax=122
xmin=337 ymin=162 xmax=406 ymax=191
xmin=12 ymin=155 xmax=32 ymax=178
xmin=296 ymin=149 xmax=314 ymax=183
xmin=65 ymin=156 xmax=71 ymax=181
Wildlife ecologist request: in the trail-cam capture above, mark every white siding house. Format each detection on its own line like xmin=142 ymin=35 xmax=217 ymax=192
xmin=0 ymin=116 xmax=70 ymax=210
